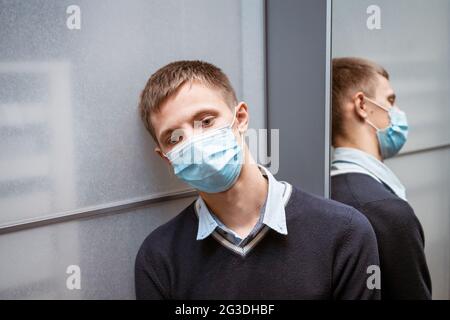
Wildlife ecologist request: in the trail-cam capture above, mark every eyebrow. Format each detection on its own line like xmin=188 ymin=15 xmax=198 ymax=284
xmin=158 ymin=108 xmax=219 ymax=144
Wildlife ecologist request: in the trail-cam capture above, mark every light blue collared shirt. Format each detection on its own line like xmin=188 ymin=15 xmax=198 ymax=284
xmin=331 ymin=147 xmax=407 ymax=201
xmin=195 ymin=165 xmax=289 ymax=247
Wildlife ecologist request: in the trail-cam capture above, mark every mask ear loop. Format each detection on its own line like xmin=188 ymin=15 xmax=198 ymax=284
xmin=364 ymin=96 xmax=390 ymax=132
xmin=365 ymin=118 xmax=380 ymax=132
xmin=230 ymin=105 xmax=247 ymax=163
xmin=161 ymin=148 xmax=170 ymax=161
xmin=229 ymin=105 xmax=238 ymax=129
xmin=365 ymin=96 xmax=390 ymax=112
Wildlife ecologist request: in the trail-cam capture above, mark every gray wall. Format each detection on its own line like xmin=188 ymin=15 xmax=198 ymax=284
xmin=0 ymin=0 xmax=334 ymax=299
xmin=332 ymin=0 xmax=450 ymax=299
xmin=0 ymin=0 xmax=267 ymax=299
xmin=0 ymin=0 xmax=332 ymax=299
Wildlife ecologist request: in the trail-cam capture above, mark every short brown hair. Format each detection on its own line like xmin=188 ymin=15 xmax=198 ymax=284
xmin=138 ymin=60 xmax=238 ymax=142
xmin=332 ymin=57 xmax=389 ymax=145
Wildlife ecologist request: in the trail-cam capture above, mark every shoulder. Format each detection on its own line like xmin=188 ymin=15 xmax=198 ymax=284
xmin=331 ymin=174 xmax=424 ymax=240
xmin=331 ymin=173 xmax=399 ymax=205
xmin=362 ymin=197 xmax=422 ymax=233
xmin=288 ymin=186 xmax=375 ymax=238
xmin=136 ymin=200 xmax=197 ymax=262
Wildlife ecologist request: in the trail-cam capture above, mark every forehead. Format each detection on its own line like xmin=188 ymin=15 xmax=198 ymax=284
xmin=151 ymin=81 xmax=230 ymax=139
xmin=164 ymin=81 xmax=226 ymax=109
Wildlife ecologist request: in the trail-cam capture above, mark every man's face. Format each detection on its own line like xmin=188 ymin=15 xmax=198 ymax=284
xmin=151 ymin=81 xmax=238 ymax=158
xmin=365 ymin=74 xmax=397 ymax=130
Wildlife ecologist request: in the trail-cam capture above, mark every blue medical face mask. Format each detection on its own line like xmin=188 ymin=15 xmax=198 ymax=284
xmin=365 ymin=97 xmax=409 ymax=159
xmin=163 ymin=108 xmax=243 ymax=193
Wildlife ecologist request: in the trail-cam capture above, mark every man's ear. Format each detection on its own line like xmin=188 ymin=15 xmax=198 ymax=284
xmin=155 ymin=146 xmax=171 ymax=165
xmin=235 ymin=101 xmax=249 ymax=133
xmin=352 ymin=92 xmax=369 ymax=120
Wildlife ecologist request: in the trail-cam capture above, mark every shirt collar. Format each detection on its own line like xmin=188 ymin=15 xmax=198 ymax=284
xmin=331 ymin=147 xmax=407 ymax=200
xmin=194 ymin=164 xmax=290 ymax=240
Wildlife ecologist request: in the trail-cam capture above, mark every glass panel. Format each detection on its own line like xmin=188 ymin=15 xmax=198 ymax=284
xmin=386 ymin=149 xmax=450 ymax=299
xmin=331 ymin=0 xmax=450 ymax=299
xmin=0 ymin=197 xmax=196 ymax=299
xmin=0 ymin=0 xmax=265 ymax=226
xmin=332 ymin=0 xmax=450 ymax=152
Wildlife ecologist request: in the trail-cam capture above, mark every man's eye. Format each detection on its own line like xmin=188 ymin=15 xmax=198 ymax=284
xmin=201 ymin=116 xmax=214 ymax=127
xmin=168 ymin=135 xmax=183 ymax=145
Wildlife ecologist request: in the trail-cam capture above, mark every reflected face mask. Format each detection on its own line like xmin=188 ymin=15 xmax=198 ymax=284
xmin=163 ymin=109 xmax=243 ymax=193
xmin=365 ymin=97 xmax=409 ymax=159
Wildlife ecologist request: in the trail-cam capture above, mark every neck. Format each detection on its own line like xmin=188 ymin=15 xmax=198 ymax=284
xmin=334 ymin=128 xmax=383 ymax=162
xmin=199 ymin=151 xmax=268 ymax=238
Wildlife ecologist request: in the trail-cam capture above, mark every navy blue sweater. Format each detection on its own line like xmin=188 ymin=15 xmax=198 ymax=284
xmin=331 ymin=173 xmax=432 ymax=299
xmin=135 ymin=186 xmax=380 ymax=299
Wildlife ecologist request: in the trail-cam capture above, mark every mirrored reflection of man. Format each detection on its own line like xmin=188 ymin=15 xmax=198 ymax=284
xmin=134 ymin=60 xmax=380 ymax=300
xmin=330 ymin=57 xmax=432 ymax=299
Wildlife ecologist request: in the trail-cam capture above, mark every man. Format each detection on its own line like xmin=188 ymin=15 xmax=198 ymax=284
xmin=135 ymin=60 xmax=380 ymax=299
xmin=330 ymin=57 xmax=432 ymax=299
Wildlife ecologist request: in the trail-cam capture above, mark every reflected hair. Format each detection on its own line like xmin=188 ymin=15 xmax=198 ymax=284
xmin=138 ymin=60 xmax=238 ymax=142
xmin=332 ymin=57 xmax=389 ymax=145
